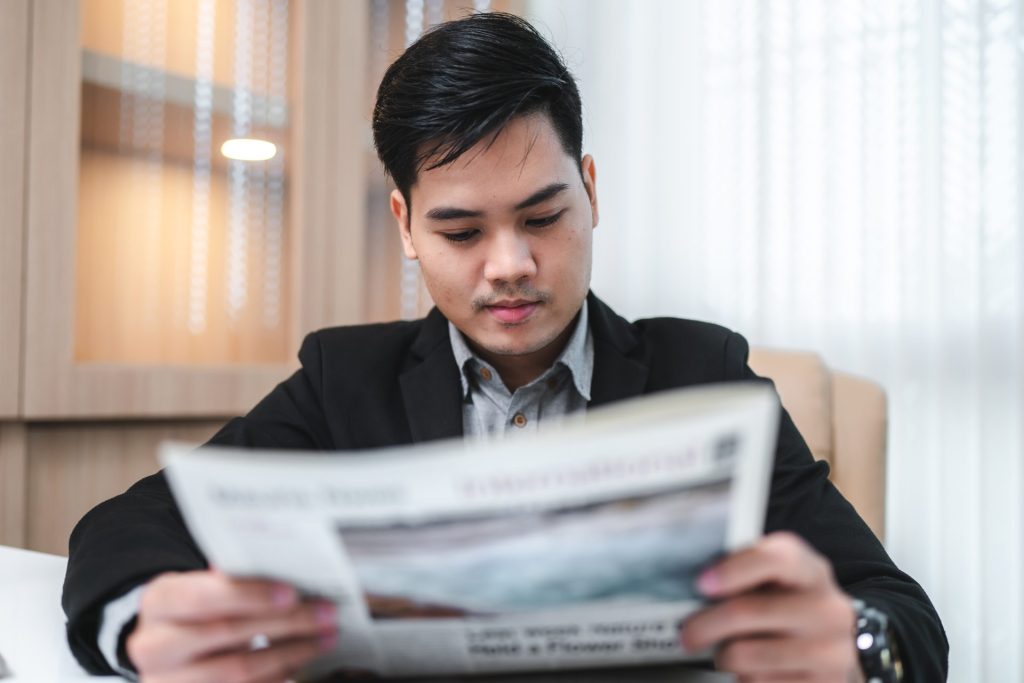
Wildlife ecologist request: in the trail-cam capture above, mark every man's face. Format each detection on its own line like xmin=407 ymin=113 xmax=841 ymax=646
xmin=390 ymin=114 xmax=599 ymax=360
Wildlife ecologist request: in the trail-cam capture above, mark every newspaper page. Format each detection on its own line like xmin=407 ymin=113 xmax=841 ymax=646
xmin=161 ymin=382 xmax=779 ymax=680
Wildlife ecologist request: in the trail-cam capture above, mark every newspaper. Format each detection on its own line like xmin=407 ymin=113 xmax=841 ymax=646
xmin=161 ymin=382 xmax=779 ymax=680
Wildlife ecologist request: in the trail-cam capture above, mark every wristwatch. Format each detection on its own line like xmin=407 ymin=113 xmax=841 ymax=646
xmin=852 ymin=599 xmax=904 ymax=683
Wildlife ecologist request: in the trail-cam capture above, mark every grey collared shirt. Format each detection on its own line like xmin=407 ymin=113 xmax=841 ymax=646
xmin=448 ymin=300 xmax=594 ymax=439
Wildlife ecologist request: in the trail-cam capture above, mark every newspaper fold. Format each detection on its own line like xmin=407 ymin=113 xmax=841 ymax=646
xmin=162 ymin=382 xmax=779 ymax=679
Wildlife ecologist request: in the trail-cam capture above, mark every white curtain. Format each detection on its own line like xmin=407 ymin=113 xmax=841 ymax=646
xmin=527 ymin=1 xmax=1023 ymax=680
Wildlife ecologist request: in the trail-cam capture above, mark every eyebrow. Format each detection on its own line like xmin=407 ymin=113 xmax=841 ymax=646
xmin=424 ymin=182 xmax=569 ymax=221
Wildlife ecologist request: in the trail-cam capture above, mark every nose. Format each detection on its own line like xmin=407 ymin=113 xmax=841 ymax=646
xmin=483 ymin=230 xmax=537 ymax=285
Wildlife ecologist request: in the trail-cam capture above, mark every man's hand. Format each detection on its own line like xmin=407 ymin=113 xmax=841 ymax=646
xmin=126 ymin=570 xmax=337 ymax=683
xmin=680 ymin=532 xmax=865 ymax=682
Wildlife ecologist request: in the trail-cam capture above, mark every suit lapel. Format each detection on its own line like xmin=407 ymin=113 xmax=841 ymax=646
xmin=587 ymin=292 xmax=650 ymax=408
xmin=399 ymin=308 xmax=465 ymax=443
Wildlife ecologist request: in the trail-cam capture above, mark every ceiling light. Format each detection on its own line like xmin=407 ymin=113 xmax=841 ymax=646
xmin=220 ymin=138 xmax=277 ymax=161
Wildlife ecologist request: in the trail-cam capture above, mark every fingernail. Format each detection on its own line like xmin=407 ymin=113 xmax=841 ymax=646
xmin=315 ymin=602 xmax=337 ymax=628
xmin=272 ymin=584 xmax=297 ymax=607
xmin=319 ymin=633 xmax=338 ymax=651
xmin=697 ymin=569 xmax=720 ymax=596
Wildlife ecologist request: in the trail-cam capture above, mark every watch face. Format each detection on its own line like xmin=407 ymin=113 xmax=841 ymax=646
xmin=857 ymin=630 xmax=878 ymax=652
xmin=855 ymin=603 xmax=904 ymax=682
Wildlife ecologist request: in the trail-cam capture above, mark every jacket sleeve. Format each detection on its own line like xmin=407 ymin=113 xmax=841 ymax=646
xmin=62 ymin=333 xmax=333 ymax=674
xmin=723 ymin=331 xmax=949 ymax=682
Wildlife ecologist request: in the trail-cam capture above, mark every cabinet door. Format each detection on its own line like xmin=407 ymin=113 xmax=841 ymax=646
xmin=0 ymin=0 xmax=29 ymax=418
xmin=23 ymin=0 xmax=367 ymax=418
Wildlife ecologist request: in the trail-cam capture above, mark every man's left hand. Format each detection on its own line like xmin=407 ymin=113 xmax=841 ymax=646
xmin=679 ymin=531 xmax=865 ymax=682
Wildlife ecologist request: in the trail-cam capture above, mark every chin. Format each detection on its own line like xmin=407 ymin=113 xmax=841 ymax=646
xmin=471 ymin=334 xmax=528 ymax=357
xmin=485 ymin=329 xmax=560 ymax=357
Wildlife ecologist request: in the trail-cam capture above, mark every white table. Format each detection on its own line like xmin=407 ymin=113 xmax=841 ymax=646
xmin=0 ymin=545 xmax=114 ymax=682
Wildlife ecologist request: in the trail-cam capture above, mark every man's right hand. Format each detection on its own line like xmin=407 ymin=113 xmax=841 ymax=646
xmin=126 ymin=570 xmax=337 ymax=683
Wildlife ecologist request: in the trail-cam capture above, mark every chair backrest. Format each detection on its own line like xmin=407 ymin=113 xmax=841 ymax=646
xmin=747 ymin=348 xmax=887 ymax=541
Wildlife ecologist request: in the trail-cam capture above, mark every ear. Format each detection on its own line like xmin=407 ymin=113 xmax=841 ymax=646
xmin=580 ymin=154 xmax=599 ymax=228
xmin=390 ymin=189 xmax=418 ymax=260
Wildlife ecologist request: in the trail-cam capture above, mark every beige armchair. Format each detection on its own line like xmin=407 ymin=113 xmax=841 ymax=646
xmin=747 ymin=349 xmax=887 ymax=541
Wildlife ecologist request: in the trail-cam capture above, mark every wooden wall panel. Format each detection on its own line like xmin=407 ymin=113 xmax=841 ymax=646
xmin=0 ymin=424 xmax=28 ymax=548
xmin=26 ymin=420 xmax=225 ymax=556
xmin=290 ymin=0 xmax=369 ymax=335
xmin=0 ymin=0 xmax=30 ymax=418
xmin=22 ymin=0 xmax=79 ymax=417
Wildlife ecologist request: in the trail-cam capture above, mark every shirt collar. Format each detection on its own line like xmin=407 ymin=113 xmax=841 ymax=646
xmin=447 ymin=299 xmax=594 ymax=401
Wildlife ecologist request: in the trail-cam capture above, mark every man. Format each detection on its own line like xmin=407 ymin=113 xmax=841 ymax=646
xmin=63 ymin=12 xmax=947 ymax=682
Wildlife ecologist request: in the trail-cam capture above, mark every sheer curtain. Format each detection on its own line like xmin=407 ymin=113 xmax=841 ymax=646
xmin=527 ymin=1 xmax=1023 ymax=680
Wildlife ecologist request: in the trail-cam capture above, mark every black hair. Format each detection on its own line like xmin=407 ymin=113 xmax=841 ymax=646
xmin=372 ymin=12 xmax=583 ymax=204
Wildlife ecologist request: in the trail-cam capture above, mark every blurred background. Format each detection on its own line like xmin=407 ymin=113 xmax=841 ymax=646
xmin=0 ymin=1 xmax=1020 ymax=680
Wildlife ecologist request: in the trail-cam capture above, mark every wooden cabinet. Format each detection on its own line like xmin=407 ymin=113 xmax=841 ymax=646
xmin=22 ymin=0 xmax=368 ymax=419
xmin=1 ymin=0 xmax=370 ymax=551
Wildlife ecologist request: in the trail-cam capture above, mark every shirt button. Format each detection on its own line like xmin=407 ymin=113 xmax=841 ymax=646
xmin=512 ymin=413 xmax=527 ymax=428
xmin=480 ymin=367 xmax=492 ymax=381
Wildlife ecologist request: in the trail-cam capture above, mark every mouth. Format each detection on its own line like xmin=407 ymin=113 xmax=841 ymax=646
xmin=485 ymin=300 xmax=540 ymax=324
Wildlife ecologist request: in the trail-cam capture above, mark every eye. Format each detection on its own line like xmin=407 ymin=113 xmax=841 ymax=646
xmin=526 ymin=209 xmax=566 ymax=228
xmin=443 ymin=229 xmax=479 ymax=244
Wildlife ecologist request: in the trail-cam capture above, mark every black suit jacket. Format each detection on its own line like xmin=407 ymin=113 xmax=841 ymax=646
xmin=63 ymin=293 xmax=948 ymax=679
